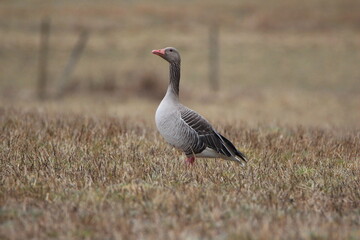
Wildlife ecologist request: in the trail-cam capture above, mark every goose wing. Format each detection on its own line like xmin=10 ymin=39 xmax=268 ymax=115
xmin=179 ymin=107 xmax=247 ymax=163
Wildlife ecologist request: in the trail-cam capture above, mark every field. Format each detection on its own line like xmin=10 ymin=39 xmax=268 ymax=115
xmin=1 ymin=107 xmax=359 ymax=240
xmin=1 ymin=0 xmax=360 ymax=239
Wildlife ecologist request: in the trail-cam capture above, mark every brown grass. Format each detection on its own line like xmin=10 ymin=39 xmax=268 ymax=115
xmin=0 ymin=107 xmax=359 ymax=240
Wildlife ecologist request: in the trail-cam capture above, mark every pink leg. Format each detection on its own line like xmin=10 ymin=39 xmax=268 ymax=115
xmin=185 ymin=156 xmax=195 ymax=165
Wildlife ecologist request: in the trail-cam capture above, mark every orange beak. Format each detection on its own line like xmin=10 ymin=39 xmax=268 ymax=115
xmin=152 ymin=48 xmax=165 ymax=57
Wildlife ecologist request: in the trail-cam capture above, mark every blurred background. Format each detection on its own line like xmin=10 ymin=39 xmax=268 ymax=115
xmin=1 ymin=0 xmax=359 ymax=128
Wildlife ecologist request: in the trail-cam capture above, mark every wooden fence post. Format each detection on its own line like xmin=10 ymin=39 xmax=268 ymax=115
xmin=57 ymin=30 xmax=89 ymax=98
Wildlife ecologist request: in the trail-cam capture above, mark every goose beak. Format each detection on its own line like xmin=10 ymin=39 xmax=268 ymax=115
xmin=152 ymin=49 xmax=165 ymax=57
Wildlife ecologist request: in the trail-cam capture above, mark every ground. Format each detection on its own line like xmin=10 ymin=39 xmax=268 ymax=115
xmin=1 ymin=105 xmax=359 ymax=239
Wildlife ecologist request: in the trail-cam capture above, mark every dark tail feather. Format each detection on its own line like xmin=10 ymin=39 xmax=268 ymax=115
xmin=219 ymin=133 xmax=248 ymax=164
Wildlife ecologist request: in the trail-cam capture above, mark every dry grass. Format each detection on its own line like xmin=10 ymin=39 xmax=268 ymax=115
xmin=0 ymin=107 xmax=359 ymax=240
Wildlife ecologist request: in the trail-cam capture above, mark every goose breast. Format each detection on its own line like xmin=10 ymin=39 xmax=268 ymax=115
xmin=155 ymin=99 xmax=200 ymax=153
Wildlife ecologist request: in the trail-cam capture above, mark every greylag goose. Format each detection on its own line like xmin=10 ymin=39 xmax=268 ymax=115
xmin=152 ymin=47 xmax=248 ymax=166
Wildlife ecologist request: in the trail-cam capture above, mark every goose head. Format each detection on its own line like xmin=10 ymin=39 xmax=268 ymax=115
xmin=152 ymin=47 xmax=181 ymax=64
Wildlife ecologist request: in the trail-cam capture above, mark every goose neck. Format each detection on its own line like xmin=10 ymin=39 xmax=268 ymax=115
xmin=168 ymin=62 xmax=180 ymax=97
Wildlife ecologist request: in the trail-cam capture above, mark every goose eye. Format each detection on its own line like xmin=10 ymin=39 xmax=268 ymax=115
xmin=169 ymin=49 xmax=173 ymax=52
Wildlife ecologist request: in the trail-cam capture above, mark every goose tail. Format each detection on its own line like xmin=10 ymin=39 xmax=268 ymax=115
xmin=218 ymin=133 xmax=248 ymax=166
xmin=234 ymin=149 xmax=248 ymax=166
